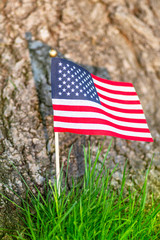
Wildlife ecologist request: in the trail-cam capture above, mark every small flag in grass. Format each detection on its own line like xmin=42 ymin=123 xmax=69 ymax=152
xmin=51 ymin=57 xmax=153 ymax=142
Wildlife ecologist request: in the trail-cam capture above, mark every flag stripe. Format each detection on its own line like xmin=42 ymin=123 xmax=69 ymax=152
xmin=93 ymin=79 xmax=135 ymax=92
xmin=94 ymin=83 xmax=137 ymax=96
xmin=91 ymin=74 xmax=133 ymax=87
xmin=98 ymin=92 xmax=140 ymax=104
xmin=99 ymin=97 xmax=142 ymax=109
xmin=54 ymin=116 xmax=150 ymax=133
xmin=52 ymin=99 xmax=146 ymax=119
xmin=53 ymin=103 xmax=147 ymax=123
xmin=54 ymin=110 xmax=148 ymax=128
xmin=53 ymin=122 xmax=151 ymax=137
xmin=100 ymin=101 xmax=144 ymax=114
xmin=96 ymin=88 xmax=139 ymax=101
xmin=54 ymin=127 xmax=153 ymax=142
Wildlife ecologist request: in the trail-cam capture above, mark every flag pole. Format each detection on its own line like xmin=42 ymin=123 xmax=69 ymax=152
xmin=55 ymin=131 xmax=60 ymax=196
xmin=49 ymin=49 xmax=60 ymax=196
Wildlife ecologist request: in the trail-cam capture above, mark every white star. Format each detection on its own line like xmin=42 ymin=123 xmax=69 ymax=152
xmin=71 ymin=74 xmax=74 ymax=77
xmin=67 ymin=70 xmax=70 ymax=74
xmin=67 ymin=92 xmax=70 ymax=96
xmin=67 ymin=64 xmax=69 ymax=67
xmin=71 ymin=89 xmax=75 ymax=92
xmin=59 ymin=77 xmax=62 ymax=81
xmin=76 ymin=85 xmax=78 ymax=89
xmin=71 ymin=81 xmax=74 ymax=85
xmin=67 ymin=77 xmax=71 ymax=81
xmin=58 ymin=84 xmax=62 ymax=88
xmin=59 ymin=62 xmax=62 ymax=66
xmin=58 ymin=92 xmax=62 ymax=95
xmin=67 ymin=85 xmax=70 ymax=88
xmin=75 ymin=92 xmax=79 ymax=96
xmin=63 ymin=74 xmax=66 ymax=77
xmin=75 ymin=79 xmax=78 ymax=82
xmin=80 ymin=89 xmax=83 ymax=92
xmin=59 ymin=70 xmax=62 ymax=73
xmin=63 ymin=88 xmax=66 ymax=92
xmin=63 ymin=67 xmax=66 ymax=70
xmin=84 ymin=93 xmax=87 ymax=96
xmin=63 ymin=81 xmax=66 ymax=84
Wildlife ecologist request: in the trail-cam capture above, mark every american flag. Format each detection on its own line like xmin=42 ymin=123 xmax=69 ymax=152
xmin=51 ymin=58 xmax=153 ymax=142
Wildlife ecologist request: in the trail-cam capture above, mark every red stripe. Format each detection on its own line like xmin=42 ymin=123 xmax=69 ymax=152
xmin=53 ymin=105 xmax=147 ymax=123
xmin=100 ymin=101 xmax=143 ymax=114
xmin=54 ymin=128 xmax=153 ymax=142
xmin=94 ymin=83 xmax=137 ymax=95
xmin=98 ymin=92 xmax=140 ymax=104
xmin=91 ymin=74 xmax=133 ymax=87
xmin=54 ymin=116 xmax=150 ymax=133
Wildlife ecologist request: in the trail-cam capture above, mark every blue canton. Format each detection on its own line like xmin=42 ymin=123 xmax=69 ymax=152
xmin=51 ymin=58 xmax=101 ymax=104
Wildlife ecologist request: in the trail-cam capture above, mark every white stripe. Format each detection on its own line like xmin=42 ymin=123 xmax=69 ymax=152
xmin=99 ymin=97 xmax=142 ymax=110
xmin=54 ymin=122 xmax=151 ymax=138
xmin=93 ymin=78 xmax=135 ymax=92
xmin=52 ymin=99 xmax=145 ymax=119
xmin=54 ymin=110 xmax=148 ymax=129
xmin=96 ymin=88 xmax=139 ymax=101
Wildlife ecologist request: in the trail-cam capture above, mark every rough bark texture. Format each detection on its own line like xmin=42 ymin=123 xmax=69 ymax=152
xmin=0 ymin=0 xmax=160 ymax=236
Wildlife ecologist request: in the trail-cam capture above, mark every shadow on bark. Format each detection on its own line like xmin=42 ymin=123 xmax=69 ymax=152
xmin=26 ymin=32 xmax=110 ymax=180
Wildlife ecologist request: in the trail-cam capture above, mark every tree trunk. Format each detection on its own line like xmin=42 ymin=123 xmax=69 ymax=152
xmin=0 ymin=0 xmax=160 ymax=237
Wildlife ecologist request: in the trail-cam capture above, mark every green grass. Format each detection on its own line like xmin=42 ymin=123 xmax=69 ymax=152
xmin=2 ymin=140 xmax=160 ymax=239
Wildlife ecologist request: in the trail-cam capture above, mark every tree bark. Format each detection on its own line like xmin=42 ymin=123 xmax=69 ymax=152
xmin=0 ymin=0 xmax=160 ymax=236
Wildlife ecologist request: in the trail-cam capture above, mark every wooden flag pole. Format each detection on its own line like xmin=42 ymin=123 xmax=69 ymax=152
xmin=55 ymin=131 xmax=60 ymax=196
xmin=49 ymin=49 xmax=60 ymax=196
